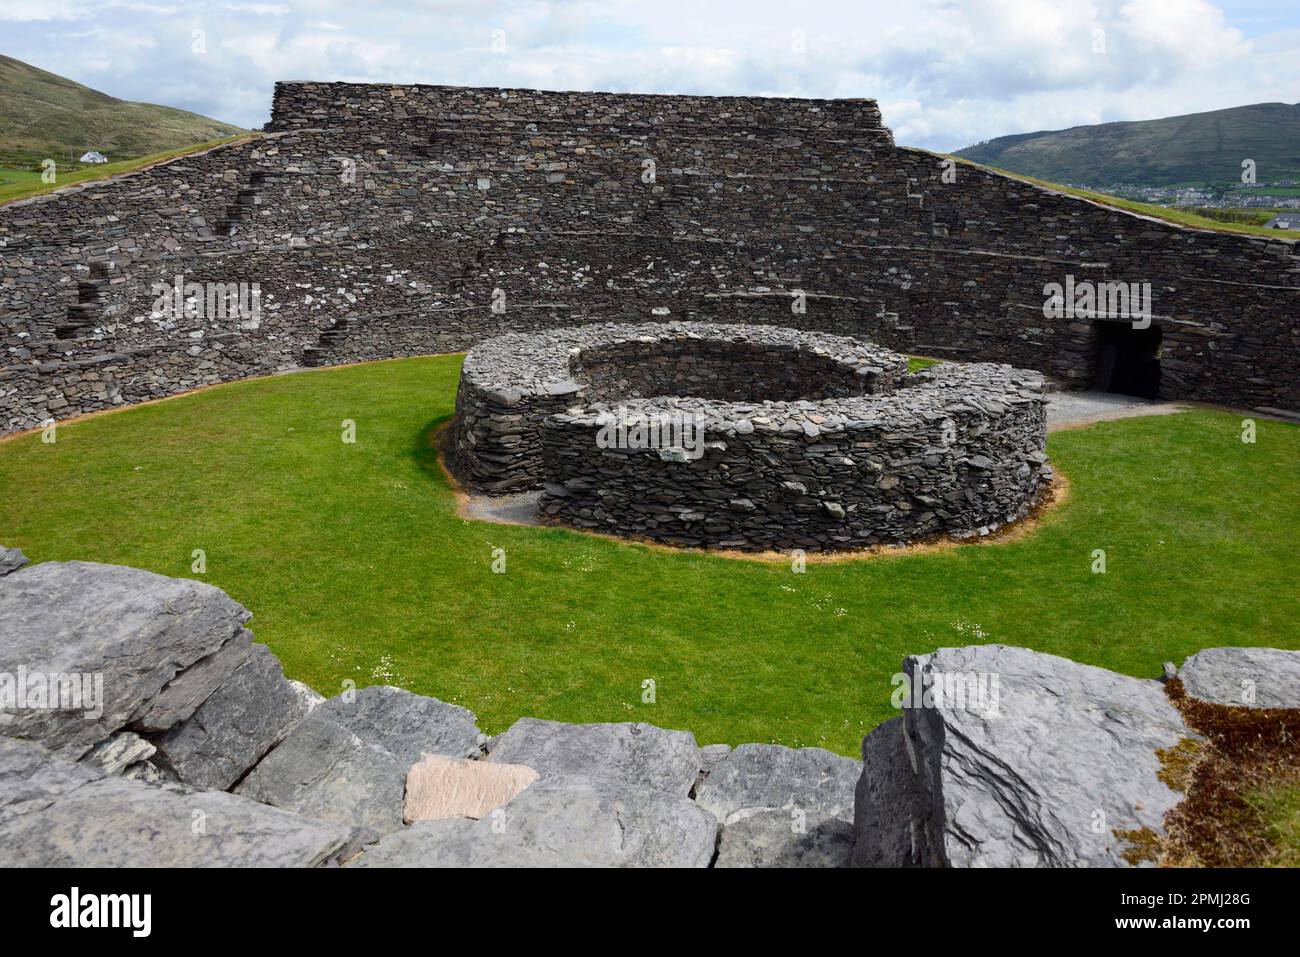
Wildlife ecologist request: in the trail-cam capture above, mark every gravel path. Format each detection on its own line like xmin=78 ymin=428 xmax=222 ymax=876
xmin=1045 ymin=391 xmax=1183 ymax=431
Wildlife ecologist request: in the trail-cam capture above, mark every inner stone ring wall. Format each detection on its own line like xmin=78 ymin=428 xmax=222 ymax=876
xmin=452 ymin=322 xmax=1051 ymax=551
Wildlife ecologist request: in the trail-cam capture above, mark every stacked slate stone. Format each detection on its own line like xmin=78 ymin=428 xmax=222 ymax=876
xmin=453 ymin=321 xmax=1049 ymax=551
xmin=5 ymin=547 xmax=1298 ymax=866
xmin=3 ymin=81 xmax=1295 ymax=438
xmin=452 ymin=320 xmax=906 ymax=493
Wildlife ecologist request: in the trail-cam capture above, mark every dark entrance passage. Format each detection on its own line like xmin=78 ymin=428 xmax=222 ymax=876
xmin=1094 ymin=322 xmax=1162 ymax=399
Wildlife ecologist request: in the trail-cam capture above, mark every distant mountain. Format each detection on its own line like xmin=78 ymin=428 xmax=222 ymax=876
xmin=954 ymin=103 xmax=1300 ymax=188
xmin=0 ymin=53 xmax=244 ymax=160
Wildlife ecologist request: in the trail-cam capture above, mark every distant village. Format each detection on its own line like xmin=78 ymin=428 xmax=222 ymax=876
xmin=1101 ymin=182 xmax=1300 ymax=212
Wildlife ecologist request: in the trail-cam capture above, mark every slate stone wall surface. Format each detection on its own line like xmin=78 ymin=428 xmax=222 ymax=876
xmin=2 ymin=81 xmax=1296 ymax=436
xmin=453 ymin=322 xmax=1048 ymax=550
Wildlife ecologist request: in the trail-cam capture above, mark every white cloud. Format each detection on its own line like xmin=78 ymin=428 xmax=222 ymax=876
xmin=0 ymin=0 xmax=1295 ymax=149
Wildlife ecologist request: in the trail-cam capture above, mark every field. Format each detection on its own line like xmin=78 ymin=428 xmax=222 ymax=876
xmin=0 ymin=356 xmax=1296 ymax=755
xmin=949 ymin=153 xmax=1298 ymax=237
xmin=0 ymin=137 xmax=251 ymax=205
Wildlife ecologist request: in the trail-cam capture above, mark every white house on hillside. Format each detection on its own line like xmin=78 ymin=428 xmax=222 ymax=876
xmin=79 ymin=151 xmax=108 ymax=164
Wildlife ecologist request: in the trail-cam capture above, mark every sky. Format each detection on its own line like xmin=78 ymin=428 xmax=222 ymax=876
xmin=1 ymin=0 xmax=1297 ymax=151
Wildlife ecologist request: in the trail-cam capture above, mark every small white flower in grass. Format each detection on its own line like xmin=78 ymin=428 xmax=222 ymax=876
xmin=953 ymin=619 xmax=991 ymax=642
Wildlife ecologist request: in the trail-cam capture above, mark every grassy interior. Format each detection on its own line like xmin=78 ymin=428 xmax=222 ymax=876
xmin=0 ymin=356 xmax=1296 ymax=754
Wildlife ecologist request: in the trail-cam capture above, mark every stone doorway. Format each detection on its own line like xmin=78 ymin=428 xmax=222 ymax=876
xmin=1094 ymin=321 xmax=1162 ymax=399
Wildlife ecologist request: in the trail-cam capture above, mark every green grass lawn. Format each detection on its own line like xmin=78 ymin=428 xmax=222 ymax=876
xmin=0 ymin=136 xmax=252 ymax=205
xmin=1 ymin=356 xmax=1296 ymax=754
xmin=946 ymin=153 xmax=1299 ymax=238
xmin=1246 ymin=785 xmax=1300 ymax=867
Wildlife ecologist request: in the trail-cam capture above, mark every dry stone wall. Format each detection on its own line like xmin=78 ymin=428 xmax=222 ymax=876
xmin=4 ymin=547 xmax=1297 ymax=867
xmin=453 ymin=322 xmax=1049 ymax=550
xmin=3 ymin=81 xmax=1297 ymax=435
xmin=452 ymin=321 xmax=909 ymax=493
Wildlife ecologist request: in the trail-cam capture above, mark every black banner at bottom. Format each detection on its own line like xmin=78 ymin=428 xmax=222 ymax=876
xmin=0 ymin=865 xmax=1283 ymax=941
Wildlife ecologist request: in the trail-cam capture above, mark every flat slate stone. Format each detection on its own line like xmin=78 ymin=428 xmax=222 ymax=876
xmin=288 ymin=679 xmax=326 ymax=714
xmin=235 ymin=714 xmax=408 ymax=835
xmin=0 ymin=561 xmax=253 ymax=760
xmin=692 ymin=742 xmax=860 ymax=868
xmin=149 ymin=642 xmax=308 ymax=790
xmin=1177 ymin=647 xmax=1300 ymax=709
xmin=404 ymin=754 xmax=538 ymax=823
xmin=693 ymin=743 xmax=860 ymax=822
xmin=696 ymin=743 xmax=733 ymax=786
xmin=352 ymin=776 xmax=716 ymax=868
xmin=350 ymin=819 xmax=576 ymax=868
xmin=487 ymin=718 xmax=701 ymax=796
xmin=81 ymin=731 xmax=156 ymax=777
xmin=713 ymin=807 xmax=855 ymax=868
xmin=0 ymin=738 xmax=351 ymax=867
xmin=312 ymin=685 xmax=483 ymax=765
xmin=135 ymin=631 xmax=255 ymax=732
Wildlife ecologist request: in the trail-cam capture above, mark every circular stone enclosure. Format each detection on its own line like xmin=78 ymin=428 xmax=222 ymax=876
xmin=452 ymin=322 xmax=1051 ymax=551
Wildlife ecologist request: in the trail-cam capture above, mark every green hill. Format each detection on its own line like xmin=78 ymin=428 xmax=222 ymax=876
xmin=954 ymin=102 xmax=1300 ymax=187
xmin=0 ymin=53 xmax=245 ymax=161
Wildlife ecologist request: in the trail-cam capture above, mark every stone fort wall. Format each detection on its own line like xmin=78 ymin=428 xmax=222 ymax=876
xmin=2 ymin=81 xmax=1297 ymax=434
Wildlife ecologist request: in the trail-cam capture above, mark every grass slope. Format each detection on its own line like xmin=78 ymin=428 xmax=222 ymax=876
xmin=954 ymin=102 xmax=1300 ymax=187
xmin=0 ymin=53 xmax=245 ymax=160
xmin=0 ymin=357 xmax=1296 ymax=754
xmin=947 ymin=153 xmax=1297 ymax=238
xmin=0 ymin=136 xmax=251 ymax=205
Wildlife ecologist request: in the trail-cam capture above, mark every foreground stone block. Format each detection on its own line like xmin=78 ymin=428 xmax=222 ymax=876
xmin=1177 ymin=647 xmax=1300 ymax=709
xmin=487 ymin=718 xmax=701 ymax=796
xmin=235 ymin=715 xmax=409 ymax=834
xmin=354 ymin=776 xmax=716 ymax=868
xmin=350 ymin=819 xmax=575 ymax=868
xmin=850 ymin=717 xmax=925 ymax=867
xmin=150 ymin=642 xmax=308 ymax=789
xmin=312 ymin=685 xmax=483 ymax=764
xmin=0 ymin=545 xmax=27 ymax=577
xmin=404 ymin=754 xmax=538 ymax=823
xmin=694 ymin=743 xmax=860 ymax=867
xmin=713 ymin=808 xmax=855 ymax=868
xmin=236 ymin=686 xmax=484 ymax=833
xmin=0 ymin=738 xmax=351 ymax=867
xmin=694 ymin=743 xmax=860 ymax=821
xmin=854 ymin=645 xmax=1191 ymax=867
xmin=0 ymin=561 xmax=254 ymax=760
xmin=0 ymin=736 xmax=101 ymax=827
